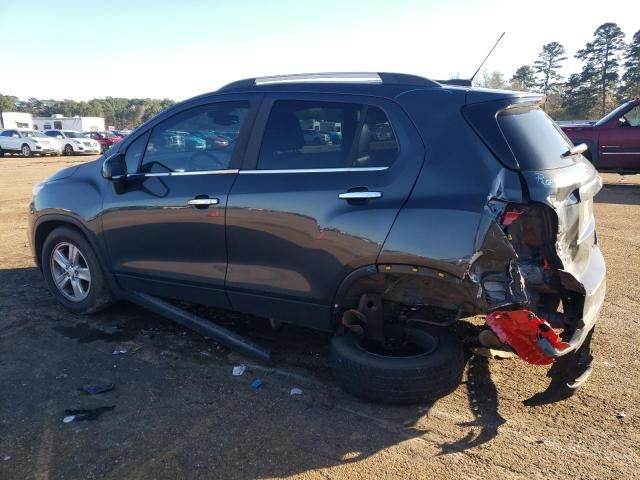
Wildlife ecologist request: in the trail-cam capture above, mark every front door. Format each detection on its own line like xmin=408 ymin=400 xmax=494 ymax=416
xmin=100 ymin=98 xmax=257 ymax=307
xmin=599 ymin=104 xmax=640 ymax=169
xmin=225 ymin=94 xmax=425 ymax=329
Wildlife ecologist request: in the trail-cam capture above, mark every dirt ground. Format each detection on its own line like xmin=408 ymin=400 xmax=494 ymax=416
xmin=0 ymin=154 xmax=638 ymax=480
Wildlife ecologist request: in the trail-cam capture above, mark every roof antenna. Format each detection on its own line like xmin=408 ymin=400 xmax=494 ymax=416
xmin=469 ymin=32 xmax=506 ymax=84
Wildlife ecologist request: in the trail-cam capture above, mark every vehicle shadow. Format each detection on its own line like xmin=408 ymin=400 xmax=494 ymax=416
xmin=596 ymin=183 xmax=640 ymax=206
xmin=0 ymin=266 xmax=510 ymax=479
xmin=437 ymin=354 xmax=505 ymax=454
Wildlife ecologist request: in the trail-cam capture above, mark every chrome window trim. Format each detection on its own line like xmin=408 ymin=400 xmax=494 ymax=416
xmin=239 ymin=166 xmax=389 ymax=174
xmin=601 ymin=152 xmax=640 ymax=155
xmin=126 ymin=169 xmax=239 ymax=178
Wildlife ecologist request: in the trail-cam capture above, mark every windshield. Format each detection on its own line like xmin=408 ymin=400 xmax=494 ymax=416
xmin=21 ymin=130 xmax=47 ymax=138
xmin=63 ymin=131 xmax=86 ymax=139
xmin=497 ymin=106 xmax=577 ymax=170
xmin=594 ymin=101 xmax=634 ymax=126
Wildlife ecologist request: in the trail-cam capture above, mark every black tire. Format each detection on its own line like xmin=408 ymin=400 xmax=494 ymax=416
xmin=0 ymin=146 xmax=4 ymax=157
xmin=41 ymin=227 xmax=114 ymax=314
xmin=21 ymin=144 xmax=32 ymax=157
xmin=330 ymin=327 xmax=465 ymax=404
xmin=63 ymin=144 xmax=74 ymax=156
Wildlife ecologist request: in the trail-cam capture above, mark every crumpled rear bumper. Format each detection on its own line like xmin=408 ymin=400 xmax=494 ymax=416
xmin=539 ymin=242 xmax=606 ymax=358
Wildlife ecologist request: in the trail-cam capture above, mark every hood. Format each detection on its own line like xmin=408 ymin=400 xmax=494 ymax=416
xmin=560 ymin=122 xmax=595 ymax=130
xmin=28 ymin=136 xmax=60 ymax=147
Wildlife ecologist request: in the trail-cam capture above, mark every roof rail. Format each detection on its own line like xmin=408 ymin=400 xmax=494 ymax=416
xmin=219 ymin=72 xmax=440 ymax=91
xmin=256 ymin=72 xmax=382 ymax=85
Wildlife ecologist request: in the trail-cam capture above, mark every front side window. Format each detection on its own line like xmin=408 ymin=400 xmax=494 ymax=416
xmin=139 ymin=101 xmax=249 ymax=173
xmin=621 ymin=105 xmax=640 ymax=127
xmin=124 ymin=131 xmax=150 ymax=173
xmin=257 ymin=100 xmax=398 ymax=170
xmin=63 ymin=131 xmax=86 ymax=139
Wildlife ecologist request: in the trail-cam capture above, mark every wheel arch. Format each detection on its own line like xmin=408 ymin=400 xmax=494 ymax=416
xmin=34 ymin=215 xmax=121 ymax=296
xmin=331 ymin=264 xmax=481 ymax=326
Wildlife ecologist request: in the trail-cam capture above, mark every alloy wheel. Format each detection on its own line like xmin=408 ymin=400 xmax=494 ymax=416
xmin=49 ymin=242 xmax=91 ymax=302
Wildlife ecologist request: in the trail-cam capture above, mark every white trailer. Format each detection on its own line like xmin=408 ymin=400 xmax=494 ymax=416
xmin=33 ymin=115 xmax=105 ymax=132
xmin=0 ymin=112 xmax=33 ymax=129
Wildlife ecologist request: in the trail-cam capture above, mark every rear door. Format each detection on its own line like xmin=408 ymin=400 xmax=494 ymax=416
xmin=0 ymin=130 xmax=17 ymax=151
xmin=225 ymin=93 xmax=425 ymax=330
xmin=4 ymin=130 xmax=20 ymax=151
xmin=100 ymin=95 xmax=259 ymax=307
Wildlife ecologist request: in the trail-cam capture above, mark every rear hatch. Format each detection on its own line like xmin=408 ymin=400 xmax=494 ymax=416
xmin=463 ymin=94 xmax=602 ymax=289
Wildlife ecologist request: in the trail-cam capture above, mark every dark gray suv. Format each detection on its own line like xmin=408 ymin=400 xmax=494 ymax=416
xmin=29 ymin=73 xmax=606 ymax=404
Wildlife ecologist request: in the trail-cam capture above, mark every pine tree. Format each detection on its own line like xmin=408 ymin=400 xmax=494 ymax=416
xmin=510 ymin=65 xmax=538 ymax=91
xmin=533 ymin=42 xmax=567 ymax=96
xmin=619 ymin=30 xmax=640 ymax=99
xmin=575 ymin=22 xmax=626 ymax=116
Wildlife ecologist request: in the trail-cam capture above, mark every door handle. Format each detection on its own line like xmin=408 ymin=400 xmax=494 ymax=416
xmin=338 ymin=191 xmax=382 ymax=200
xmin=188 ymin=198 xmax=219 ymax=207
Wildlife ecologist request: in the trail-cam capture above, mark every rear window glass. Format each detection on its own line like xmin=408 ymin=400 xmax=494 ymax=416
xmin=497 ymin=106 xmax=577 ymax=170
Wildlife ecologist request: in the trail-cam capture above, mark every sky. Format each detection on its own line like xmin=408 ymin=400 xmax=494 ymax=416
xmin=1 ymin=0 xmax=639 ymax=101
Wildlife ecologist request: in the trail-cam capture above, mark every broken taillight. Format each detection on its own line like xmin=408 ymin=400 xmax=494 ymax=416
xmin=501 ymin=208 xmax=523 ymax=226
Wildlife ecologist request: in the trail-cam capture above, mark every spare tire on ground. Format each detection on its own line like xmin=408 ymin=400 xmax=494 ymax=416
xmin=330 ymin=327 xmax=465 ymax=404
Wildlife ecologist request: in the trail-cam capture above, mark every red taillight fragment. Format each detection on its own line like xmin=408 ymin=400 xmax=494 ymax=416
xmin=502 ymin=209 xmax=523 ymax=226
xmin=486 ymin=310 xmax=570 ymax=365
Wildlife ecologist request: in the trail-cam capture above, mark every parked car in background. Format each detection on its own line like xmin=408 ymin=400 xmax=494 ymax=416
xmin=0 ymin=128 xmax=62 ymax=157
xmin=561 ymin=98 xmax=640 ymax=171
xmin=43 ymin=130 xmax=101 ymax=156
xmin=29 ymin=72 xmax=605 ymax=405
xmin=111 ymin=130 xmax=131 ymax=138
xmin=84 ymin=131 xmax=123 ymax=153
xmin=303 ymin=129 xmax=331 ymax=145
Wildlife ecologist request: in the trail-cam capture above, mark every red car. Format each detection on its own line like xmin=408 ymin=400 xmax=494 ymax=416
xmin=561 ymin=99 xmax=640 ymax=171
xmin=84 ymin=131 xmax=123 ymax=153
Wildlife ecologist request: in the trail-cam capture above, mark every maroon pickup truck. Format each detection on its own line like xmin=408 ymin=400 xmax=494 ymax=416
xmin=561 ymin=99 xmax=640 ymax=171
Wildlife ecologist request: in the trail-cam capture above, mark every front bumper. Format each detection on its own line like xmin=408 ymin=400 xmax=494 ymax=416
xmin=74 ymin=145 xmax=102 ymax=154
xmin=34 ymin=146 xmax=62 ymax=155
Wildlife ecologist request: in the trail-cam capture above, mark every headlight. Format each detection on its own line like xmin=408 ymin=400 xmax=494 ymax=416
xmin=32 ymin=182 xmax=44 ymax=196
xmin=72 ymin=140 xmax=81 ymax=145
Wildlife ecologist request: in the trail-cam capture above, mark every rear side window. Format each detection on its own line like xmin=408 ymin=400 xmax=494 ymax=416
xmin=258 ymin=100 xmax=398 ymax=170
xmin=497 ymin=106 xmax=576 ymax=170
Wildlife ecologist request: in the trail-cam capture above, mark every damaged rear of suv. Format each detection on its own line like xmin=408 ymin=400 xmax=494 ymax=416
xmin=330 ymin=85 xmax=605 ymax=403
xmin=30 ymin=73 xmax=605 ymax=405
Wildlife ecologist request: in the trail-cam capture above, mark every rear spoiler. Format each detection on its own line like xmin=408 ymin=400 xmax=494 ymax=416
xmin=436 ymin=79 xmax=472 ymax=87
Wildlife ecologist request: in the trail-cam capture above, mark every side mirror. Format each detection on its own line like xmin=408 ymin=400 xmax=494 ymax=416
xmin=102 ymin=153 xmax=127 ymax=180
xmin=56 ymin=135 xmax=63 ymax=139
xmin=12 ymin=134 xmax=20 ymax=138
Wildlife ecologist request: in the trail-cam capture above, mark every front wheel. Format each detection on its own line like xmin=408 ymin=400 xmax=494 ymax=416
xmin=41 ymin=227 xmax=114 ymax=314
xmin=21 ymin=144 xmax=32 ymax=157
xmin=330 ymin=327 xmax=465 ymax=404
xmin=63 ymin=144 xmax=74 ymax=156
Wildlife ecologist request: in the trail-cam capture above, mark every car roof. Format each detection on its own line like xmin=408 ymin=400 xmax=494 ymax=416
xmin=216 ymin=72 xmax=443 ymax=97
